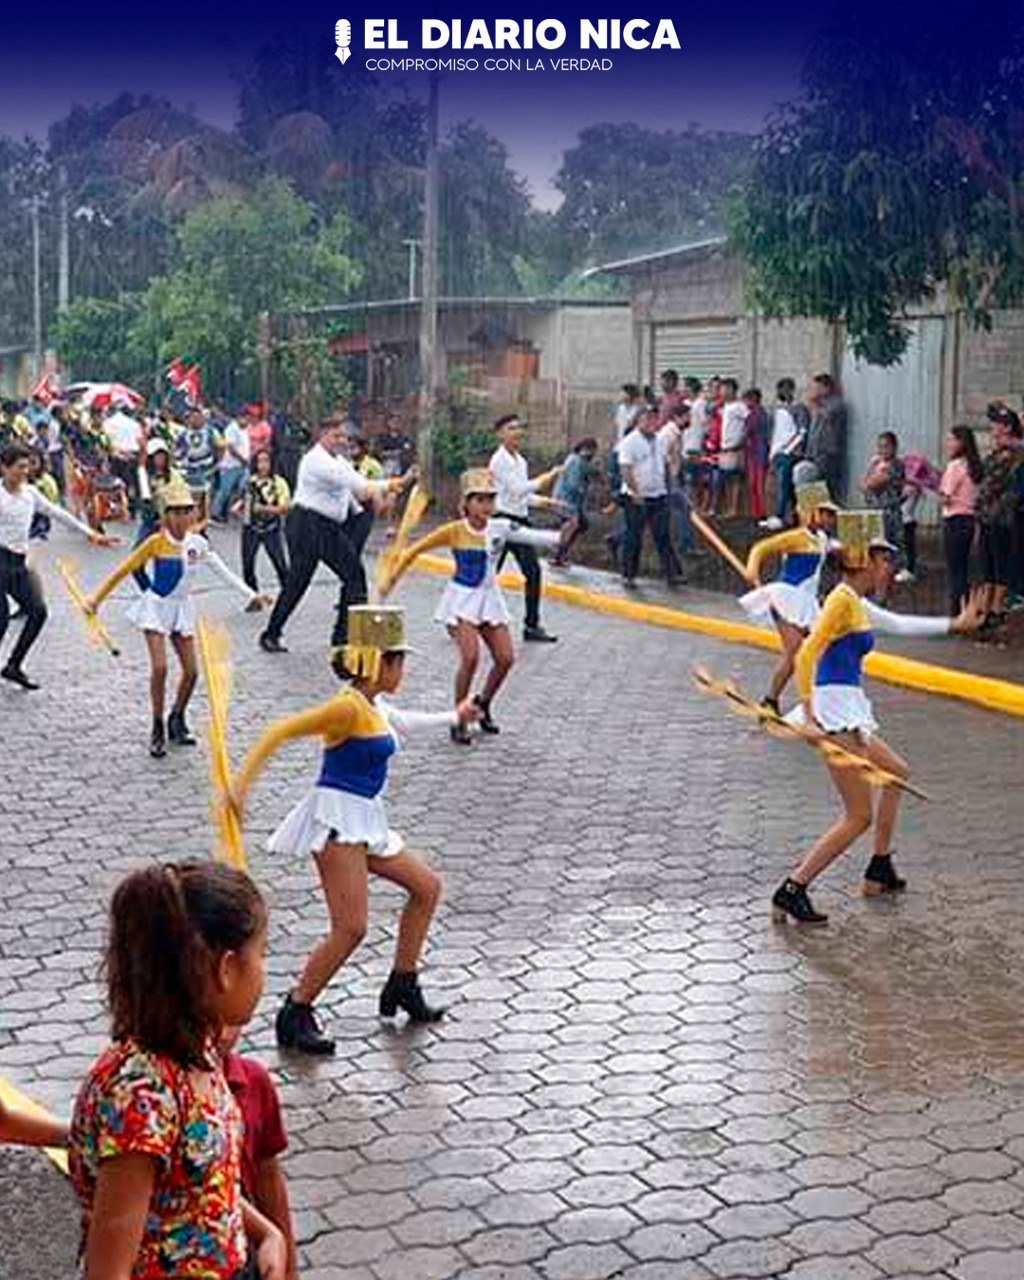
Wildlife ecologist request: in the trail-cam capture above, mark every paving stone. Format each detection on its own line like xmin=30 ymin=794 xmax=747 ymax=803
xmin=3 ymin=533 xmax=1024 ymax=1280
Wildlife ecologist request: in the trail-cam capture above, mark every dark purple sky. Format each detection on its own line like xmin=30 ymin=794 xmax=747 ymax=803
xmin=1 ymin=1 xmax=822 ymax=207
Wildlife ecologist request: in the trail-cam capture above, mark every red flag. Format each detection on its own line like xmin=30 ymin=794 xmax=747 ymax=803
xmin=30 ymin=373 xmax=55 ymax=404
xmin=181 ymin=364 xmax=202 ymax=403
xmin=166 ymin=357 xmax=186 ymax=388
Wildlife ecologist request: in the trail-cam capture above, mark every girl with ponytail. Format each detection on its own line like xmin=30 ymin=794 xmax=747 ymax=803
xmin=69 ymin=861 xmax=286 ymax=1280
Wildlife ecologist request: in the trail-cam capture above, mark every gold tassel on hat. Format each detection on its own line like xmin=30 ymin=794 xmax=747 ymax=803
xmin=336 ymin=644 xmax=383 ymax=684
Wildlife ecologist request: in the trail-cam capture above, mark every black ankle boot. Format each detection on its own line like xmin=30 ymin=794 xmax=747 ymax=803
xmin=275 ymin=994 xmax=336 ymax=1055
xmin=760 ymin=696 xmax=781 ymax=718
xmin=862 ymin=853 xmax=906 ymax=896
xmin=473 ymin=695 xmax=500 ymax=734
xmin=379 ymin=971 xmax=445 ymax=1023
xmin=150 ymin=718 xmax=167 ymax=759
xmin=167 ymin=710 xmax=197 ymax=746
xmin=450 ymin=723 xmax=474 ymax=746
xmin=772 ymin=878 xmax=828 ymax=925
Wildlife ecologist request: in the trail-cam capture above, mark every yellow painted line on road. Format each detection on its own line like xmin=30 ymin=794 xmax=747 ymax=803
xmin=414 ymin=554 xmax=1024 ymax=720
xmin=0 ymin=1072 xmax=68 ymax=1176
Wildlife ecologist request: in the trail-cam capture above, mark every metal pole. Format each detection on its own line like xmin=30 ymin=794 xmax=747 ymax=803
xmin=58 ymin=166 xmax=69 ymax=313
xmin=31 ymin=196 xmax=43 ymax=374
xmin=418 ymin=73 xmax=440 ymax=480
xmin=402 ymin=238 xmax=420 ymax=301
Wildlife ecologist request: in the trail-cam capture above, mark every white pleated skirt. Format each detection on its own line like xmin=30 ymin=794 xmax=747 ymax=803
xmin=434 ymin=581 xmax=510 ymax=628
xmin=739 ymin=581 xmax=818 ymax=631
xmin=786 ymin=685 xmax=878 ymax=736
xmin=126 ymin=592 xmax=198 ymax=636
xmin=268 ymin=786 xmax=403 ymax=859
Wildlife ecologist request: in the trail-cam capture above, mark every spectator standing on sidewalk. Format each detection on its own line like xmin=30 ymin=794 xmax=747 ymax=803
xmin=618 ymin=407 xmax=682 ymax=588
xmin=743 ymin=388 xmax=770 ymax=519
xmin=615 ymin=384 xmax=646 ymax=442
xmin=714 ymin=379 xmax=748 ymax=518
xmin=977 ymin=404 xmax=1024 ymax=635
xmin=806 ymin=374 xmax=848 ymax=501
xmin=862 ymin=432 xmax=907 ymax=576
xmin=659 ymin=403 xmax=693 ymax=557
xmin=211 ymin=411 xmax=251 ymax=524
xmin=940 ymin=425 xmax=983 ymax=617
xmin=762 ymin=378 xmax=808 ymax=530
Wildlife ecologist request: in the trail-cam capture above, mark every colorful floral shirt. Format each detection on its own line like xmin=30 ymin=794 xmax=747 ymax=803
xmin=70 ymin=1040 xmax=246 ymax=1279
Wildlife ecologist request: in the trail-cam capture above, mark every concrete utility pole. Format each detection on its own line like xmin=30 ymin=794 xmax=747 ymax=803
xmin=30 ymin=195 xmax=42 ymax=374
xmin=402 ymin=238 xmax=421 ymax=301
xmin=57 ymin=167 xmax=70 ymax=313
xmin=417 ymin=73 xmax=440 ymax=481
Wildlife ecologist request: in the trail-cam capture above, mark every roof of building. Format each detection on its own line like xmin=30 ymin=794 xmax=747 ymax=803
xmin=300 ymin=295 xmax=630 ymax=317
xmin=582 ymin=236 xmax=730 ymax=277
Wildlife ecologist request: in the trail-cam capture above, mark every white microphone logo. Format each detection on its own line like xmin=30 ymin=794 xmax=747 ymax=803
xmin=335 ymin=19 xmax=352 ymax=65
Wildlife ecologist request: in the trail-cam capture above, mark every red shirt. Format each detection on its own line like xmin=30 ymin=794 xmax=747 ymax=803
xmin=223 ymin=1052 xmax=288 ymax=1199
xmin=247 ymin=419 xmax=273 ymax=457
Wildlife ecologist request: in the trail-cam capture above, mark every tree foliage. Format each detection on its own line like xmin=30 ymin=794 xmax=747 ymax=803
xmin=551 ymin=123 xmax=753 ymax=272
xmin=731 ymin=5 xmax=1024 ymax=365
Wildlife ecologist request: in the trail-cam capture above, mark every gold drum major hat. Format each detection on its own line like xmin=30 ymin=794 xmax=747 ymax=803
xmin=836 ymin=510 xmax=895 ymax=568
xmin=336 ymin=605 xmax=412 ymax=682
xmin=460 ymin=468 xmax=497 ymax=499
xmin=162 ymin=476 xmax=197 ymax=510
xmin=795 ymin=481 xmax=839 ymax=522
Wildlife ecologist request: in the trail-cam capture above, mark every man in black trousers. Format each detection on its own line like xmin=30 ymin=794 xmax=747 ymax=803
xmin=259 ymin=417 xmax=403 ymax=653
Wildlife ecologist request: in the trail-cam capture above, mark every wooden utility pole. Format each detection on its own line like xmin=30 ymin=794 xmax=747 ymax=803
xmin=417 ymin=73 xmax=440 ymax=480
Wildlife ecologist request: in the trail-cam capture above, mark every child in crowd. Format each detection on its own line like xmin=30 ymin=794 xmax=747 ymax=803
xmin=220 ymin=1027 xmax=298 ymax=1280
xmin=552 ymin=437 xmax=598 ymax=566
xmin=940 ymin=425 xmax=984 ymax=616
xmin=861 ymin=431 xmax=906 ymax=585
xmin=69 ymin=861 xmax=287 ymax=1280
xmin=900 ymin=452 xmax=942 ymax=582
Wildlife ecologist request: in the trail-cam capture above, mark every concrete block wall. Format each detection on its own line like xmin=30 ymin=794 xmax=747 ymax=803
xmin=958 ymin=310 xmax=1024 ymax=419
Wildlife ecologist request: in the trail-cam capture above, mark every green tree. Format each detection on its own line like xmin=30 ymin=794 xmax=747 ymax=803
xmin=133 ymin=178 xmax=360 ymax=406
xmin=731 ymin=6 xmax=1024 ymax=365
xmin=50 ymin=295 xmax=147 ymax=383
xmin=552 ymin=123 xmax=753 ymax=273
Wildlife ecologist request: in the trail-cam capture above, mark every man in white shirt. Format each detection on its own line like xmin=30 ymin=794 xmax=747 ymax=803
xmin=761 ymin=376 xmax=809 ymax=530
xmin=713 ymin=377 xmax=748 ymax=518
xmin=105 ymin=408 xmax=145 ymax=516
xmin=488 ymin=414 xmax=562 ymax=642
xmin=658 ymin=405 xmax=694 ymax=558
xmin=259 ymin=417 xmax=404 ymax=653
xmin=618 ymin=407 xmax=683 ymax=587
xmin=210 ymin=412 xmax=251 ymax=523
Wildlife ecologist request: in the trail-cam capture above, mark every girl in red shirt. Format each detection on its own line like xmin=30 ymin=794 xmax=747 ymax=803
xmin=70 ymin=862 xmax=286 ymax=1280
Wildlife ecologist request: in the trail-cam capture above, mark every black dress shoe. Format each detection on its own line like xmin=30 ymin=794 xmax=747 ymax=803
xmin=379 ymin=970 xmax=445 ymax=1023
xmin=862 ymin=853 xmax=907 ymax=897
xmin=473 ymin=695 xmax=500 ymax=734
xmin=771 ymin=878 xmax=828 ymax=926
xmin=275 ymin=994 xmax=336 ymax=1055
xmin=523 ymin=625 xmax=557 ymax=643
xmin=0 ymin=665 xmax=39 ymax=691
xmin=0 ymin=665 xmax=39 ymax=696
xmin=259 ymin=632 xmax=287 ymax=654
xmin=167 ymin=711 xmax=197 ymax=746
xmin=150 ymin=718 xmax=167 ymax=759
